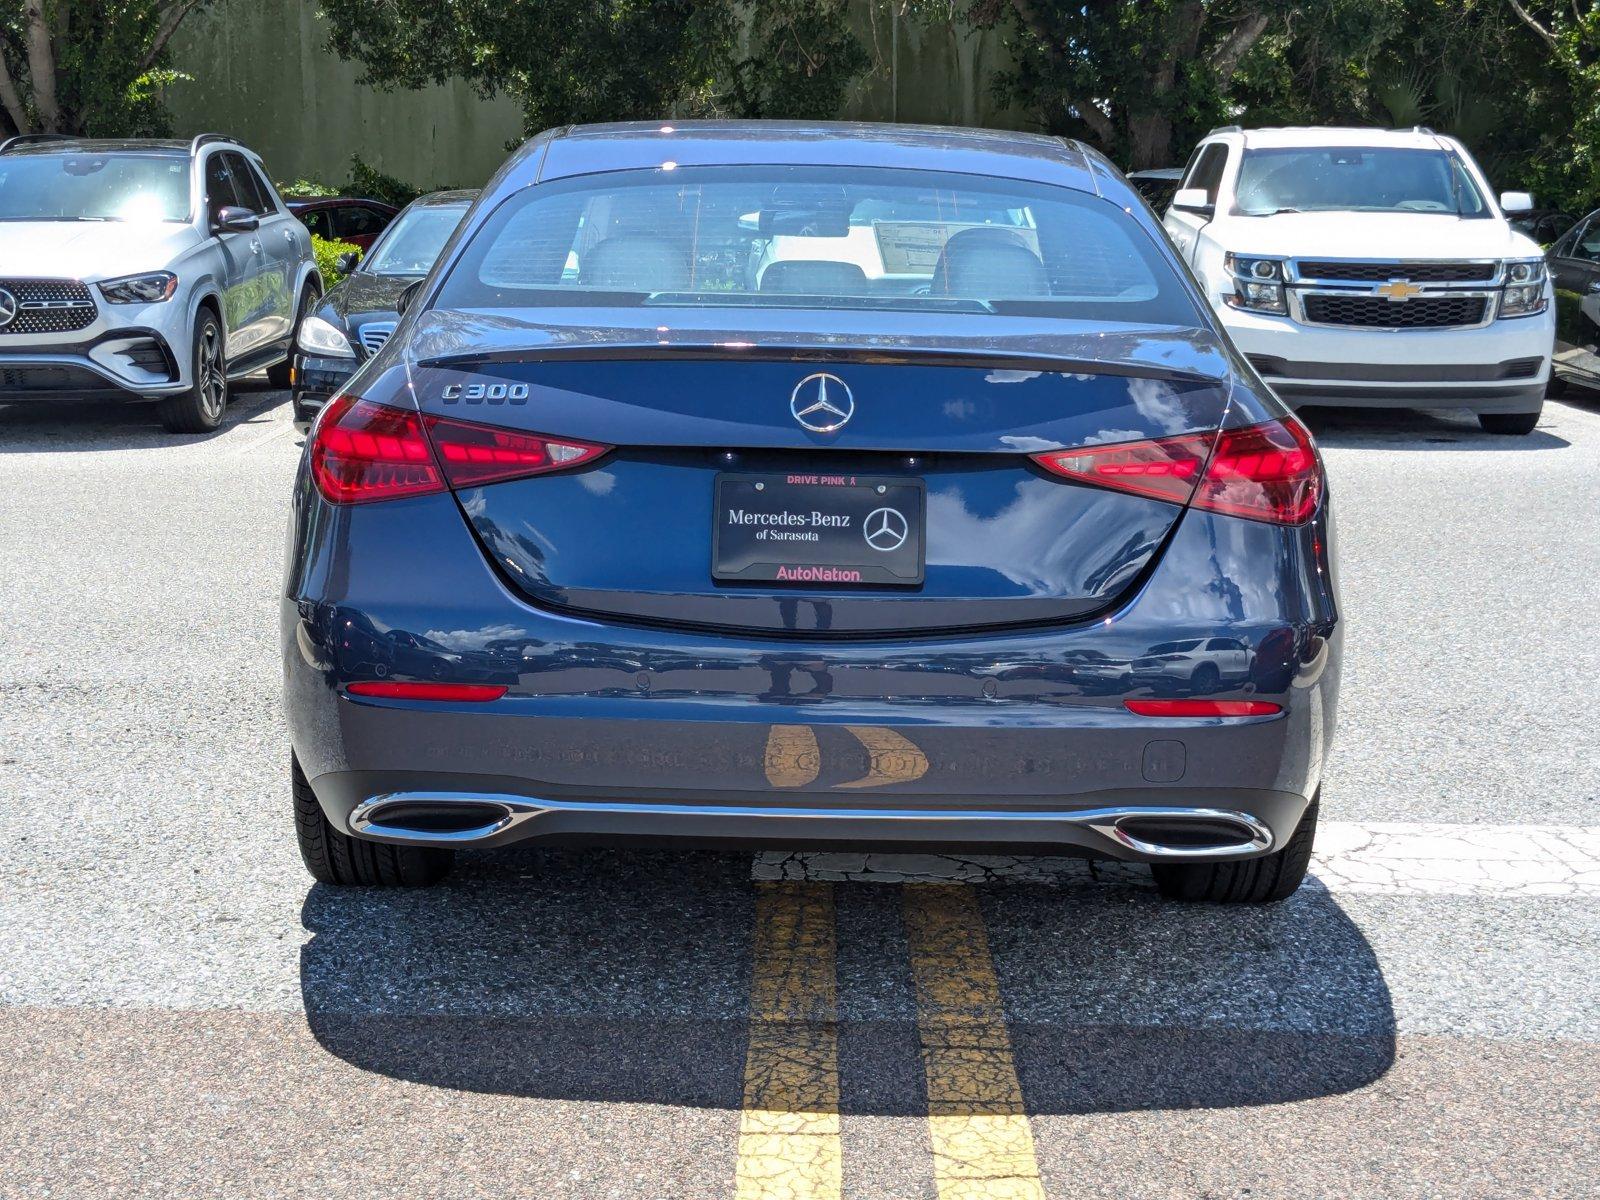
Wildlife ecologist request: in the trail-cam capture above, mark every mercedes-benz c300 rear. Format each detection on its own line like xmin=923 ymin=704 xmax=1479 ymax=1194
xmin=283 ymin=122 xmax=1340 ymax=903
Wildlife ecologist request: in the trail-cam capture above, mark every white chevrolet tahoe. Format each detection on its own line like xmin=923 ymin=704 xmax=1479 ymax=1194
xmin=1164 ymin=126 xmax=1555 ymax=434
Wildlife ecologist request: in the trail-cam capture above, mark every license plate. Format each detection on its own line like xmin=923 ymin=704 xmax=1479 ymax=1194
xmin=712 ymin=473 xmax=925 ymax=586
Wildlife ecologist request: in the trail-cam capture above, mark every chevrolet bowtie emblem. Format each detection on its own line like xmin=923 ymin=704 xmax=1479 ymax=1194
xmin=1377 ymin=280 xmax=1423 ymax=301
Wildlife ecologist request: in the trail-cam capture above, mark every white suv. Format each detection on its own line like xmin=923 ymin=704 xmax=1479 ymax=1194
xmin=0 ymin=133 xmax=319 ymax=432
xmin=1164 ymin=126 xmax=1554 ymax=434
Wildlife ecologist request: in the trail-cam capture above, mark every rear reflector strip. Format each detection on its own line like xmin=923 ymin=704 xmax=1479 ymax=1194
xmin=346 ymin=681 xmax=508 ymax=702
xmin=1124 ymin=699 xmax=1281 ymax=717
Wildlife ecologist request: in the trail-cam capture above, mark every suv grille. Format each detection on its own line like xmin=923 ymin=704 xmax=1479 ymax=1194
xmin=1297 ymin=261 xmax=1496 ymax=283
xmin=1302 ymin=294 xmax=1487 ymax=328
xmin=357 ymin=323 xmax=395 ymax=357
xmin=0 ymin=278 xmax=97 ymax=335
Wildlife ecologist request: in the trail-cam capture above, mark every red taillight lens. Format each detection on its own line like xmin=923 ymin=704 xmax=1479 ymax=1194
xmin=1031 ymin=431 xmax=1212 ymax=506
xmin=1031 ymin=417 xmax=1321 ymax=526
xmin=346 ymin=681 xmax=507 ymax=702
xmin=311 ymin=396 xmax=611 ymax=504
xmin=311 ymin=395 xmax=445 ymax=504
xmin=1194 ymin=418 xmax=1321 ymax=525
xmin=425 ymin=414 xmax=609 ymax=489
xmin=1124 ymin=699 xmax=1281 ymax=717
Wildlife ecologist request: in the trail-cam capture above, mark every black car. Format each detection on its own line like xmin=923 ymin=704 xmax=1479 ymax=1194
xmin=1510 ymin=207 xmax=1577 ymax=246
xmin=291 ymin=188 xmax=477 ymax=428
xmin=1546 ymin=209 xmax=1600 ymax=393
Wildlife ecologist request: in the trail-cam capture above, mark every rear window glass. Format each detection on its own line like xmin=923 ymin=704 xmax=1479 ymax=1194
xmin=433 ymin=165 xmax=1200 ymax=326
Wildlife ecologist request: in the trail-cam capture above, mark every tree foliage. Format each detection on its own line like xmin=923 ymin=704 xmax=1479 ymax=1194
xmin=0 ymin=1 xmax=209 ymax=136
xmin=314 ymin=0 xmax=869 ymax=136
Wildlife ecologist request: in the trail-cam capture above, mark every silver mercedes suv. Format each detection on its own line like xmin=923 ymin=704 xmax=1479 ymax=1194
xmin=0 ymin=133 xmax=319 ymax=432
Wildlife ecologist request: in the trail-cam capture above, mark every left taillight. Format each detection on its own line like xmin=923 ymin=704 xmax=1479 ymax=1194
xmin=311 ymin=394 xmax=610 ymax=504
xmin=1031 ymin=416 xmax=1322 ymax=526
xmin=311 ymin=394 xmax=444 ymax=504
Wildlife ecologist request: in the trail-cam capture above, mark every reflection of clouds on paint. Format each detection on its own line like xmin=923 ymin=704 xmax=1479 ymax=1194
xmin=420 ymin=623 xmax=525 ymax=653
xmin=998 ymin=434 xmax=1060 ymax=453
xmin=1128 ymin=376 xmax=1191 ymax=435
xmin=926 ymin=480 xmax=1154 ymax=592
xmin=460 ymin=492 xmax=487 ymax=517
xmin=984 ymin=370 xmax=1042 ymax=384
xmin=943 ymin=399 xmax=977 ymax=420
xmin=580 ymin=470 xmax=617 ymax=496
xmin=1081 ymin=428 xmax=1145 ymax=446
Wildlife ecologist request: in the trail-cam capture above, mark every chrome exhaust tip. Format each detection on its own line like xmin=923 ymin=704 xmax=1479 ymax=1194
xmin=349 ymin=795 xmax=532 ymax=843
xmin=1084 ymin=807 xmax=1273 ymax=859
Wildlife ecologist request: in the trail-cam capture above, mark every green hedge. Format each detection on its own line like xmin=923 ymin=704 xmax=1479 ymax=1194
xmin=313 ymin=235 xmax=363 ymax=286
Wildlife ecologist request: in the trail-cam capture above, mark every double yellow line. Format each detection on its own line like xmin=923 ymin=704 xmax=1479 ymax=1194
xmin=735 ymin=882 xmax=1045 ymax=1200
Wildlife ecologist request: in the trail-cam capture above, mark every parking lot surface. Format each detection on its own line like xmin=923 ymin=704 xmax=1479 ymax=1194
xmin=2 ymin=388 xmax=1598 ymax=1198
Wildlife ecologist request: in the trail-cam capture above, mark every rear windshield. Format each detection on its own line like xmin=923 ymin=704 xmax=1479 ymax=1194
xmin=1234 ymin=147 xmax=1490 ymax=218
xmin=433 ymin=165 xmax=1201 ymax=325
xmin=0 ymin=152 xmax=189 ymax=222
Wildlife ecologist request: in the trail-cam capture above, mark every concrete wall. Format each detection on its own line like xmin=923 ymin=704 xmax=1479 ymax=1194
xmin=165 ymin=0 xmax=526 ymax=188
xmin=165 ymin=0 xmax=1030 ymax=190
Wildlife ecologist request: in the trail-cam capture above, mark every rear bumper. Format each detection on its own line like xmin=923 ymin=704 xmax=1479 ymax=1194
xmin=282 ymin=469 xmax=1342 ymax=863
xmin=331 ymin=780 xmax=1303 ymax=860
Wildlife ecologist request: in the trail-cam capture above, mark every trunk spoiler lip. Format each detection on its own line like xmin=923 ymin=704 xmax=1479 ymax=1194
xmin=411 ymin=340 xmax=1228 ymax=387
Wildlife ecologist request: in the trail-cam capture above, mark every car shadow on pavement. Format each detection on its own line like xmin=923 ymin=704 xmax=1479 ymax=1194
xmin=299 ymin=848 xmax=1395 ymax=1117
xmin=0 ymin=381 xmax=285 ymax=452
xmin=1297 ymin=404 xmax=1571 ymax=450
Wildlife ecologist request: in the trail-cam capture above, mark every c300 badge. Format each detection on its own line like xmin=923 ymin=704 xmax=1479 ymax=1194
xmin=440 ymin=381 xmax=530 ymax=404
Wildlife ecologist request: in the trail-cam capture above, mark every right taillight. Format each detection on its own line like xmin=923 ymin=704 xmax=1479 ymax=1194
xmin=1032 ymin=417 xmax=1321 ymax=526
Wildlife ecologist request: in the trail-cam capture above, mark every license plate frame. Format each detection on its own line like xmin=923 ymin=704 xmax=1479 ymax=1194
xmin=712 ymin=472 xmax=926 ymax=587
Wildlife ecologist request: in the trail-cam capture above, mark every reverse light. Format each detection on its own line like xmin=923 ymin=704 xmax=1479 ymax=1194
xmin=347 ymin=681 xmax=507 ymax=702
xmin=298 ymin=314 xmax=355 ymax=358
xmin=1124 ymin=699 xmax=1281 ymax=717
xmin=98 ymin=271 xmax=177 ymax=303
xmin=1033 ymin=417 xmax=1322 ymax=525
xmin=425 ymin=414 xmax=610 ymax=489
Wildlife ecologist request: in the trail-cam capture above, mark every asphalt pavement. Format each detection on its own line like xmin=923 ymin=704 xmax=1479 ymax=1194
xmin=1 ymin=386 xmax=1596 ymax=1198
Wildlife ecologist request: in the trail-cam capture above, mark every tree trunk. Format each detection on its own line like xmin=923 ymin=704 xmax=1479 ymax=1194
xmin=23 ymin=2 xmax=60 ymax=133
xmin=1127 ymin=110 xmax=1174 ymax=170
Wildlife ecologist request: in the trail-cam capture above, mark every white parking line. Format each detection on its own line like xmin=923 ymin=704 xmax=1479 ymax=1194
xmin=751 ymin=821 xmax=1600 ymax=898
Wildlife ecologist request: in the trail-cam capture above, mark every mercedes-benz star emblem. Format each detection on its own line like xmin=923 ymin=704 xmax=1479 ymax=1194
xmin=790 ymin=372 xmax=854 ymax=433
xmin=0 ymin=288 xmax=18 ymax=329
xmin=863 ymin=507 xmax=909 ymax=553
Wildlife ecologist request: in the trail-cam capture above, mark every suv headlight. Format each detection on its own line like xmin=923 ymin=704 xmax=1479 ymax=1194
xmin=98 ymin=271 xmax=178 ymax=303
xmin=1222 ymin=253 xmax=1288 ymax=315
xmin=298 ymin=314 xmax=355 ymax=359
xmin=1498 ymin=259 xmax=1548 ymax=318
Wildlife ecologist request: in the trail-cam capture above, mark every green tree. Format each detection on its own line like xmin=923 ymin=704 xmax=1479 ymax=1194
xmin=0 ymin=1 xmax=210 ymax=136
xmin=969 ymin=0 xmax=1285 ymax=168
xmin=314 ymin=0 xmax=869 ymax=137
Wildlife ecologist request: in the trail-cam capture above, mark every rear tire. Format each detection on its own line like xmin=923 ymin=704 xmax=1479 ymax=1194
xmin=268 ymin=284 xmax=319 ymax=389
xmin=293 ymin=753 xmax=453 ymax=887
xmin=156 ymin=309 xmax=227 ymax=434
xmin=1151 ymin=792 xmax=1318 ymax=904
xmin=1478 ymin=409 xmax=1541 ymax=435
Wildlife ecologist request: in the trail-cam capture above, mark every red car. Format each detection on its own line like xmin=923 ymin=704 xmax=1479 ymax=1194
xmin=285 ymin=196 xmax=399 ymax=250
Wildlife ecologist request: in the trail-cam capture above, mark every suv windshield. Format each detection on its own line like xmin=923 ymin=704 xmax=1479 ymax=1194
xmin=362 ymin=203 xmax=469 ymax=275
xmin=0 ymin=152 xmax=189 ymax=222
xmin=434 ymin=164 xmax=1201 ymax=326
xmin=1235 ymin=147 xmax=1489 ymax=217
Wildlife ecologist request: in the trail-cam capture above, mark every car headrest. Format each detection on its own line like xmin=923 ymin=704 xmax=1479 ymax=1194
xmin=760 ymin=259 xmax=870 ymax=294
xmin=580 ymin=236 xmax=691 ymax=292
xmin=931 ymin=228 xmax=1049 ymax=298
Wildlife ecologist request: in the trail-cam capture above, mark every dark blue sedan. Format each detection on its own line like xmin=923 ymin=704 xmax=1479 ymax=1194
xmin=283 ymin=121 xmax=1339 ymax=903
